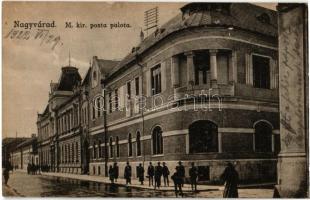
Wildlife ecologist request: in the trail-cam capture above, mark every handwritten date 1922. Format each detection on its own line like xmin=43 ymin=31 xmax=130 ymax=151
xmin=4 ymin=28 xmax=62 ymax=50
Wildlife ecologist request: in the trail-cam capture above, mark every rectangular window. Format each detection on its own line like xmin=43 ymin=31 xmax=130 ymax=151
xmin=92 ymin=103 xmax=95 ymax=120
xmin=253 ymin=55 xmax=270 ymax=89
xmin=127 ymin=82 xmax=131 ymax=99
xmin=109 ymin=92 xmax=112 ymax=113
xmin=114 ymin=89 xmax=119 ymax=111
xmin=97 ymin=98 xmax=101 ymax=117
xmin=135 ymin=77 xmax=139 ymax=96
xmin=151 ymin=64 xmax=161 ymax=95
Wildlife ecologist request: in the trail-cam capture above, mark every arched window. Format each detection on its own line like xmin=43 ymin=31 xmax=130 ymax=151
xmin=98 ymin=140 xmax=102 ymax=158
xmin=93 ymin=142 xmax=97 ymax=159
xmin=254 ymin=121 xmax=272 ymax=152
xmin=152 ymin=126 xmax=163 ymax=155
xmin=109 ymin=137 xmax=114 ymax=158
xmin=116 ymin=137 xmax=120 ymax=158
xmin=189 ymin=120 xmax=218 ymax=153
xmin=136 ymin=131 xmax=141 ymax=156
xmin=128 ymin=133 xmax=133 ymax=157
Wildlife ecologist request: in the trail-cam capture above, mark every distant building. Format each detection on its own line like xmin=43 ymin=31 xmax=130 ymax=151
xmin=2 ymin=137 xmax=29 ymax=168
xmin=10 ymin=134 xmax=38 ymax=170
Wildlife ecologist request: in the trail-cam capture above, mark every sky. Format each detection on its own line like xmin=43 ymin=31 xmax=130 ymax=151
xmin=2 ymin=2 xmax=277 ymax=138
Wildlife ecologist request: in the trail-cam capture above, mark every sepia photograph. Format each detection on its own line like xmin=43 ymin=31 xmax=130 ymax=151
xmin=2 ymin=1 xmax=309 ymax=198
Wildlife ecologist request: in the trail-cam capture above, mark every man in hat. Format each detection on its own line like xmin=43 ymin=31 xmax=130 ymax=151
xmin=124 ymin=161 xmax=132 ymax=185
xmin=154 ymin=162 xmax=163 ymax=189
xmin=147 ymin=162 xmax=155 ymax=187
xmin=113 ymin=162 xmax=119 ymax=182
xmin=189 ymin=162 xmax=198 ymax=191
xmin=220 ymin=162 xmax=239 ymax=198
xmin=176 ymin=161 xmax=185 ymax=187
xmin=162 ymin=162 xmax=170 ymax=186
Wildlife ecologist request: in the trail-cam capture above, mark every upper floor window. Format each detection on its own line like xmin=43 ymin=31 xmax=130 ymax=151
xmin=151 ymin=65 xmax=161 ymax=95
xmin=194 ymin=51 xmax=210 ymax=85
xmin=108 ymin=92 xmax=112 ymax=113
xmin=98 ymin=140 xmax=102 ymax=158
xmin=93 ymin=71 xmax=97 ymax=81
xmin=135 ymin=77 xmax=140 ymax=96
xmin=127 ymin=82 xmax=131 ymax=99
xmin=253 ymin=55 xmax=270 ymax=89
xmin=93 ymin=142 xmax=97 ymax=159
xmin=114 ymin=89 xmax=119 ymax=111
xmin=97 ymin=98 xmax=101 ymax=117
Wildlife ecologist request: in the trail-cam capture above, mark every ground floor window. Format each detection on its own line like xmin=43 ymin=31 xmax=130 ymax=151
xmin=254 ymin=121 xmax=272 ymax=152
xmin=152 ymin=126 xmax=163 ymax=155
xmin=189 ymin=120 xmax=218 ymax=153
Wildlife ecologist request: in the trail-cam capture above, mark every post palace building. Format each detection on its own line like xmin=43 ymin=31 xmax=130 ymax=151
xmin=37 ymin=3 xmax=280 ymax=184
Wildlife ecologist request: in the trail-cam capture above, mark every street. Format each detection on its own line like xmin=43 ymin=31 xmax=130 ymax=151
xmin=3 ymin=171 xmax=275 ymax=197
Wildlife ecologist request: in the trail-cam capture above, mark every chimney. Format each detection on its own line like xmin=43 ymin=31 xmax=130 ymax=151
xmin=140 ymin=30 xmax=144 ymax=43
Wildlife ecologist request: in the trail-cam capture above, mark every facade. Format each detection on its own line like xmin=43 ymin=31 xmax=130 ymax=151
xmin=88 ymin=3 xmax=280 ymax=184
xmin=35 ymin=3 xmax=281 ymax=183
xmin=10 ymin=135 xmax=38 ymax=170
xmin=37 ymin=66 xmax=83 ymax=173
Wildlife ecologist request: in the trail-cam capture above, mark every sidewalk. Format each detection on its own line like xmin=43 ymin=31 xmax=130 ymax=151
xmin=41 ymin=171 xmax=275 ymax=192
xmin=41 ymin=171 xmax=219 ymax=192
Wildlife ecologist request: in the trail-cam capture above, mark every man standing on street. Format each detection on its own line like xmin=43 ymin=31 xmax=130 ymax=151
xmin=113 ymin=162 xmax=119 ymax=182
xmin=189 ymin=162 xmax=198 ymax=191
xmin=154 ymin=162 xmax=163 ymax=189
xmin=124 ymin=161 xmax=132 ymax=186
xmin=162 ymin=162 xmax=170 ymax=187
xmin=147 ymin=162 xmax=154 ymax=187
xmin=137 ymin=163 xmax=145 ymax=185
xmin=176 ymin=161 xmax=185 ymax=187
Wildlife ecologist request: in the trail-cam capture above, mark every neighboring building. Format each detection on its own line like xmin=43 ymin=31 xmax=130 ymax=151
xmin=2 ymin=137 xmax=29 ymax=168
xmin=93 ymin=3 xmax=280 ymax=183
xmin=37 ymin=66 xmax=82 ymax=173
xmin=88 ymin=56 xmax=120 ymax=176
xmin=10 ymin=134 xmax=38 ymax=170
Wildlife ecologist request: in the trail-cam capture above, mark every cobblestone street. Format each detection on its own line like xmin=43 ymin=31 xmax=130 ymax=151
xmin=3 ymin=171 xmax=275 ymax=197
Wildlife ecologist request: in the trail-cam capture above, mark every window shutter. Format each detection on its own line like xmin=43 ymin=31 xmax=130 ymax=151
xmin=146 ymin=70 xmax=151 ymax=96
xmin=161 ymin=61 xmax=166 ymax=92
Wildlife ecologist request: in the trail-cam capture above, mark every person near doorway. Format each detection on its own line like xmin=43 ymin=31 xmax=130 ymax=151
xmin=124 ymin=161 xmax=132 ymax=185
xmin=189 ymin=162 xmax=198 ymax=191
xmin=220 ymin=162 xmax=239 ymax=198
xmin=162 ymin=162 xmax=170 ymax=187
xmin=147 ymin=162 xmax=154 ymax=187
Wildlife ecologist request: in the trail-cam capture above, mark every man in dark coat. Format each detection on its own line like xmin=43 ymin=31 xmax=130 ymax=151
xmin=147 ymin=162 xmax=154 ymax=187
xmin=109 ymin=165 xmax=115 ymax=184
xmin=154 ymin=162 xmax=163 ymax=189
xmin=124 ymin=161 xmax=132 ymax=185
xmin=113 ymin=162 xmax=119 ymax=182
xmin=176 ymin=161 xmax=185 ymax=187
xmin=3 ymin=168 xmax=9 ymax=185
xmin=162 ymin=162 xmax=170 ymax=186
xmin=171 ymin=167 xmax=183 ymax=197
xmin=189 ymin=162 xmax=198 ymax=191
xmin=220 ymin=162 xmax=239 ymax=198
xmin=137 ymin=163 xmax=144 ymax=185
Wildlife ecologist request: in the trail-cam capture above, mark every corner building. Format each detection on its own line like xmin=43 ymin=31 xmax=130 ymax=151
xmin=89 ymin=3 xmax=280 ymax=184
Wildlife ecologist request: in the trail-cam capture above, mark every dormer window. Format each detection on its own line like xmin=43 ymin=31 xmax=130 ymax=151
xmin=93 ymin=71 xmax=97 ymax=81
xmin=257 ymin=13 xmax=270 ymax=24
